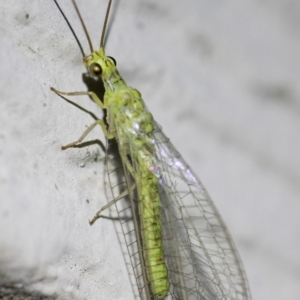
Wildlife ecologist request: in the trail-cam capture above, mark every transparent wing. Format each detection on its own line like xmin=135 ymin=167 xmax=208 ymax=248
xmin=151 ymin=121 xmax=251 ymax=300
xmin=105 ymin=117 xmax=251 ymax=300
xmin=104 ymin=139 xmax=150 ymax=300
xmin=103 ymin=139 xmax=143 ymax=300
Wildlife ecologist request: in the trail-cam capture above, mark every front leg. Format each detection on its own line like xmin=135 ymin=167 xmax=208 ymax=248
xmin=50 ymin=87 xmax=106 ymax=109
xmin=50 ymin=87 xmax=114 ymax=149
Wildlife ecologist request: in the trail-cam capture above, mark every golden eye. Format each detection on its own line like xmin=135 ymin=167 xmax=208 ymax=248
xmin=89 ymin=63 xmax=102 ymax=76
xmin=107 ymin=56 xmax=117 ymax=66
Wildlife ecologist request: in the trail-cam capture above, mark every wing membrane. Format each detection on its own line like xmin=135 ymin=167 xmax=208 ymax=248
xmin=105 ymin=138 xmax=153 ymax=300
xmin=152 ymin=121 xmax=251 ymax=300
xmin=106 ymin=116 xmax=250 ymax=299
xmin=104 ymin=139 xmax=144 ymax=299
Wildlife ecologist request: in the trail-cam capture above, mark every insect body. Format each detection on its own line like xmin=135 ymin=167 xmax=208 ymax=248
xmin=87 ymin=47 xmax=169 ymax=297
xmin=51 ymin=0 xmax=251 ymax=299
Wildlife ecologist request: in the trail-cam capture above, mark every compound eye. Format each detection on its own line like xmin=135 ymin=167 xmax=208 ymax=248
xmin=89 ymin=63 xmax=102 ymax=76
xmin=108 ymin=56 xmax=117 ymax=66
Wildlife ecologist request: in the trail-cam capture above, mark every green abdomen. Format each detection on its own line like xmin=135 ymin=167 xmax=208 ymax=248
xmin=136 ymin=154 xmax=169 ymax=298
xmin=114 ymin=87 xmax=169 ymax=297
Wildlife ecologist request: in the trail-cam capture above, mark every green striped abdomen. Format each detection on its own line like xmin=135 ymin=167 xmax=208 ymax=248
xmin=136 ymin=152 xmax=169 ymax=298
xmin=112 ymin=86 xmax=169 ymax=297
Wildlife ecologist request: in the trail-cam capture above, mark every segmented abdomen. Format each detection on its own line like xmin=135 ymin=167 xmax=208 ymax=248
xmin=135 ymin=151 xmax=169 ymax=298
xmin=114 ymin=87 xmax=169 ymax=298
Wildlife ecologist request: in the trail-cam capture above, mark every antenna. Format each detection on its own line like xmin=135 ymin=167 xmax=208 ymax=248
xmin=100 ymin=0 xmax=113 ymax=48
xmin=53 ymin=0 xmax=86 ymax=57
xmin=71 ymin=0 xmax=94 ymax=53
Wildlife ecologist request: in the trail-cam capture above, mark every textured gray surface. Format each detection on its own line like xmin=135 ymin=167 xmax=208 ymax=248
xmin=0 ymin=273 xmax=55 ymax=300
xmin=0 ymin=0 xmax=299 ymax=299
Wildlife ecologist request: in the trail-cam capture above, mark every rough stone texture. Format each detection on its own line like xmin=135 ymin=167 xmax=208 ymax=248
xmin=0 ymin=0 xmax=299 ymax=299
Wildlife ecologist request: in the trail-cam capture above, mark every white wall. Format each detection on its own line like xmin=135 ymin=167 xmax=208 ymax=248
xmin=0 ymin=0 xmax=299 ymax=299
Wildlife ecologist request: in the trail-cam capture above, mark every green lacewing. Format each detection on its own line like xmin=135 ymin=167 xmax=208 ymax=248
xmin=51 ymin=1 xmax=251 ymax=299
